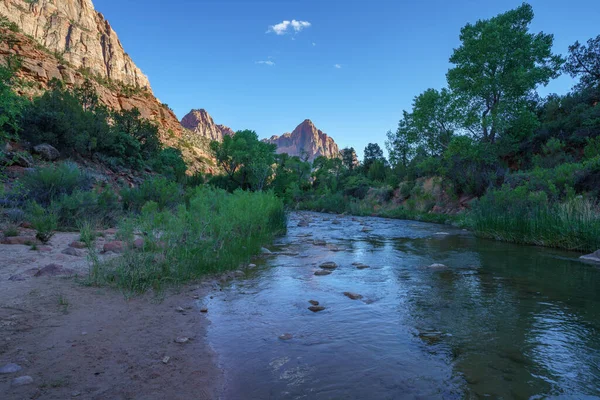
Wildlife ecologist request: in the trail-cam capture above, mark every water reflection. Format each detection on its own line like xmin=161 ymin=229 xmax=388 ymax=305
xmin=206 ymin=212 xmax=600 ymax=399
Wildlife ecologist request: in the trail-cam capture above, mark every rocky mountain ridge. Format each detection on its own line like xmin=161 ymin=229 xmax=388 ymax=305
xmin=265 ymin=119 xmax=340 ymax=160
xmin=180 ymin=109 xmax=234 ymax=143
xmin=0 ymin=0 xmax=150 ymax=89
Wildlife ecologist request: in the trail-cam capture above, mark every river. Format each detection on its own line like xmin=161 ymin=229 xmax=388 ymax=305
xmin=203 ymin=212 xmax=600 ymax=399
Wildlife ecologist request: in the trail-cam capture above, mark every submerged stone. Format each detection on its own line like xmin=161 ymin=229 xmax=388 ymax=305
xmin=308 ymin=306 xmax=325 ymax=312
xmin=308 ymin=300 xmax=319 ymax=306
xmin=319 ymin=262 xmax=338 ymax=270
xmin=343 ymin=292 xmax=363 ymax=300
xmin=314 ymin=270 xmax=332 ymax=276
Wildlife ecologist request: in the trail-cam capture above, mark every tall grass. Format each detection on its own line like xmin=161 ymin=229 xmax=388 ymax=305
xmin=469 ymin=190 xmax=600 ymax=252
xmin=90 ymin=187 xmax=287 ymax=293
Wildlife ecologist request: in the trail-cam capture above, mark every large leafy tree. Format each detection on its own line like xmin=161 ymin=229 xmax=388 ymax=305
xmin=564 ymin=35 xmax=600 ymax=89
xmin=340 ymin=147 xmax=358 ymax=170
xmin=447 ymin=3 xmax=562 ymax=143
xmin=210 ymin=130 xmax=276 ymax=190
xmin=411 ymin=88 xmax=457 ymax=155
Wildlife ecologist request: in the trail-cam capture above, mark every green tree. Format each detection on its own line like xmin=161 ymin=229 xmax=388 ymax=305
xmin=411 ymin=88 xmax=456 ymax=155
xmin=447 ymin=3 xmax=562 ymax=143
xmin=341 ymin=147 xmax=358 ymax=170
xmin=386 ymin=111 xmax=418 ymax=168
xmin=564 ymin=35 xmax=600 ymax=89
xmin=363 ymin=143 xmax=385 ymax=170
xmin=0 ymin=60 xmax=25 ymax=144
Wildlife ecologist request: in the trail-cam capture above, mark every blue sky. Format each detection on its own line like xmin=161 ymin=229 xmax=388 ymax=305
xmin=94 ymin=0 xmax=599 ymax=159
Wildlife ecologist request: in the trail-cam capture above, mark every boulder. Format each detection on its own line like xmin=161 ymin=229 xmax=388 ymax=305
xmin=34 ymin=264 xmax=74 ymax=277
xmin=33 ymin=144 xmax=60 ymax=161
xmin=103 ymin=241 xmax=126 ymax=253
xmin=580 ymin=250 xmax=600 ymax=263
xmin=62 ymin=247 xmax=83 ymax=257
xmin=69 ymin=241 xmax=87 ymax=249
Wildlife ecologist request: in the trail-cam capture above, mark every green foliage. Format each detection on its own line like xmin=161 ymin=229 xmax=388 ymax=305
xmin=150 ymin=147 xmax=187 ymax=181
xmin=20 ymin=162 xmax=91 ymax=206
xmin=0 ymin=62 xmax=26 ymax=144
xmin=447 ymin=3 xmax=562 ymax=143
xmin=50 ymin=188 xmax=121 ymax=229
xmin=210 ymin=130 xmax=276 ymax=191
xmin=469 ymin=186 xmax=600 ymax=251
xmin=28 ymin=202 xmax=58 ymax=244
xmin=89 ymin=188 xmax=286 ymax=293
xmin=564 ymin=35 xmax=600 ymax=89
xmin=121 ymin=176 xmax=182 ymax=213
xmin=3 ymin=225 xmax=18 ymax=237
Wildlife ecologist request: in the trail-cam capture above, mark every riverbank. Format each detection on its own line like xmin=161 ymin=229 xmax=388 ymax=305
xmin=0 ymin=231 xmax=223 ymax=399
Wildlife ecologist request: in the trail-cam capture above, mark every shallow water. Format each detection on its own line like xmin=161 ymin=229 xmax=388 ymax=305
xmin=204 ymin=212 xmax=600 ymax=399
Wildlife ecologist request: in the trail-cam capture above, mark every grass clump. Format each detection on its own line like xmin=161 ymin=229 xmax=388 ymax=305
xmin=120 ymin=176 xmax=182 ymax=213
xmin=28 ymin=202 xmax=58 ymax=244
xmin=89 ymin=187 xmax=286 ymax=293
xmin=468 ymin=185 xmax=600 ymax=252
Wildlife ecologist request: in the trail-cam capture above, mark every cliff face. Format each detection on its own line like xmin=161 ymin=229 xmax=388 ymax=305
xmin=265 ymin=119 xmax=339 ymax=160
xmin=180 ymin=109 xmax=234 ymax=142
xmin=0 ymin=0 xmax=150 ymax=89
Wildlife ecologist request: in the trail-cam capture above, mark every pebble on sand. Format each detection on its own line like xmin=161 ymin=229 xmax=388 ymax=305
xmin=0 ymin=363 xmax=22 ymax=374
xmin=11 ymin=375 xmax=33 ymax=386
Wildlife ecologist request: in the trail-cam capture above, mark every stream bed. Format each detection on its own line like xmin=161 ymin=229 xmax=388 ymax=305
xmin=204 ymin=212 xmax=600 ymax=399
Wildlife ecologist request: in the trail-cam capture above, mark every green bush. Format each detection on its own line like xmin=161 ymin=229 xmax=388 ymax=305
xmin=51 ymin=188 xmax=121 ymax=229
xmin=28 ymin=202 xmax=58 ymax=243
xmin=121 ymin=176 xmax=182 ymax=213
xmin=90 ymin=187 xmax=287 ymax=292
xmin=20 ymin=162 xmax=91 ymax=206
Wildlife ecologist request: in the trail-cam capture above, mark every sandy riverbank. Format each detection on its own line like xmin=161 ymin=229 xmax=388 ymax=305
xmin=0 ymin=231 xmax=221 ymax=400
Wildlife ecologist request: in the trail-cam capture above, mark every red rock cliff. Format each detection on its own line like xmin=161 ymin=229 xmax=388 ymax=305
xmin=265 ymin=119 xmax=340 ymax=160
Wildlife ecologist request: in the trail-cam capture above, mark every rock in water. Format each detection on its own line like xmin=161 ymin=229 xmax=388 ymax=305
xmin=279 ymin=333 xmax=293 ymax=340
xmin=308 ymin=306 xmax=326 ymax=312
xmin=0 ymin=363 xmax=22 ymax=374
xmin=343 ymin=292 xmax=363 ymax=300
xmin=308 ymin=300 xmax=319 ymax=306
xmin=354 ymin=263 xmax=370 ymax=269
xmin=11 ymin=376 xmax=33 ymax=386
xmin=260 ymin=247 xmax=272 ymax=254
xmin=428 ymin=263 xmax=448 ymax=269
xmin=581 ymin=250 xmax=600 ymax=263
xmin=314 ymin=270 xmax=332 ymax=276
xmin=319 ymin=262 xmax=338 ymax=270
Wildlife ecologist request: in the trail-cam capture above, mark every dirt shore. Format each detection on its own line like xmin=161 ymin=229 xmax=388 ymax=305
xmin=0 ymin=231 xmax=221 ymax=400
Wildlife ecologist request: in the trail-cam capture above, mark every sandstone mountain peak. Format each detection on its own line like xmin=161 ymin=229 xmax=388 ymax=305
xmin=181 ymin=109 xmax=234 ymax=142
xmin=0 ymin=0 xmax=150 ymax=89
xmin=265 ymin=120 xmax=340 ymax=160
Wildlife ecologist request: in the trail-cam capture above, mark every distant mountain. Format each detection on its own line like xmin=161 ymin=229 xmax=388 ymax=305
xmin=180 ymin=109 xmax=234 ymax=142
xmin=265 ymin=119 xmax=340 ymax=160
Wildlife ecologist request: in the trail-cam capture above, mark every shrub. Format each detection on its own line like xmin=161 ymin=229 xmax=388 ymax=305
xmin=121 ymin=176 xmax=182 ymax=213
xmin=28 ymin=202 xmax=58 ymax=243
xmin=51 ymin=188 xmax=121 ymax=229
xmin=20 ymin=162 xmax=91 ymax=206
xmin=90 ymin=187 xmax=287 ymax=292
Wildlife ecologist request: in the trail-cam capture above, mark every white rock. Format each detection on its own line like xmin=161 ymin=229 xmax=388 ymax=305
xmin=0 ymin=363 xmax=22 ymax=374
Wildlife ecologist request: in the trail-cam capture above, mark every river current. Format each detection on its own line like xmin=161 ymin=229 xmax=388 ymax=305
xmin=204 ymin=212 xmax=600 ymax=399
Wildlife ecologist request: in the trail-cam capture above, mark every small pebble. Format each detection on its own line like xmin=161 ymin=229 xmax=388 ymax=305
xmin=308 ymin=306 xmax=326 ymax=312
xmin=279 ymin=333 xmax=293 ymax=340
xmin=175 ymin=307 xmax=185 ymax=313
xmin=0 ymin=363 xmax=22 ymax=374
xmin=11 ymin=376 xmax=33 ymax=386
xmin=308 ymin=300 xmax=319 ymax=306
xmin=200 ymin=307 xmax=208 ymax=313
xmin=162 ymin=356 xmax=170 ymax=364
xmin=174 ymin=337 xmax=190 ymax=344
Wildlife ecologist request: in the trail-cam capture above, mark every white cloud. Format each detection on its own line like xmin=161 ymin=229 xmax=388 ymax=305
xmin=256 ymin=60 xmax=275 ymax=66
xmin=334 ymin=64 xmax=342 ymax=69
xmin=267 ymin=20 xmax=311 ymax=35
xmin=312 ymin=42 xmax=316 ymax=46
